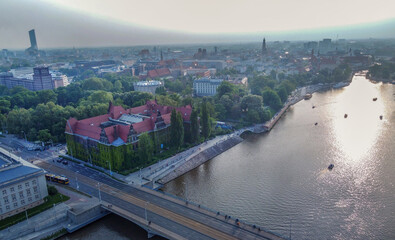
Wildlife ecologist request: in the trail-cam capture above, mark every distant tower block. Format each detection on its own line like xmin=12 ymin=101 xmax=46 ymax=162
xmin=29 ymin=29 xmax=38 ymax=50
xmin=262 ymin=38 xmax=267 ymax=55
xmin=160 ymin=50 xmax=163 ymax=61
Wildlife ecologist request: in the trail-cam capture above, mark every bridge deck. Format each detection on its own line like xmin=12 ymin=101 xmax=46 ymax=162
xmin=37 ymin=161 xmax=284 ymax=240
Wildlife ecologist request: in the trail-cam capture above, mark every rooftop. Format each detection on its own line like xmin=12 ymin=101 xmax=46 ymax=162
xmin=0 ymin=155 xmax=43 ymax=186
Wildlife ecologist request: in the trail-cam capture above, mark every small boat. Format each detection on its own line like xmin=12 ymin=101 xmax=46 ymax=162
xmin=344 ymin=114 xmax=348 ymax=118
xmin=328 ymin=164 xmax=334 ymax=170
xmin=373 ymin=98 xmax=377 ymax=101
xmin=312 ymin=105 xmax=316 ymax=109
xmin=304 ymin=94 xmax=312 ymax=100
xmin=315 ymin=122 xmax=318 ymax=126
xmin=380 ymin=115 xmax=383 ymax=120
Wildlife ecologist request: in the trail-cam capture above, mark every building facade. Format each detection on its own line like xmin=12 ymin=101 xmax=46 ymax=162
xmin=33 ymin=67 xmax=54 ymax=90
xmin=0 ymin=156 xmax=48 ymax=220
xmin=133 ymin=80 xmax=163 ymax=94
xmin=65 ymin=100 xmax=192 ymax=172
xmin=0 ymin=67 xmax=55 ymax=91
xmin=193 ymin=78 xmax=223 ymax=97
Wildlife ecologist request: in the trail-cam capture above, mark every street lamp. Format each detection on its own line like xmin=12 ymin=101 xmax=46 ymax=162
xmin=21 ymin=131 xmax=27 ymax=142
xmin=145 ymin=201 xmax=149 ymax=223
xmin=107 ymin=161 xmax=112 ymax=176
xmin=182 ymin=181 xmax=188 ymax=202
xmin=97 ymin=183 xmax=102 ymax=202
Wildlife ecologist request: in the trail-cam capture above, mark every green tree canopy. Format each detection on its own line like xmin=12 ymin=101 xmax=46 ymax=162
xmin=138 ymin=132 xmax=154 ymax=163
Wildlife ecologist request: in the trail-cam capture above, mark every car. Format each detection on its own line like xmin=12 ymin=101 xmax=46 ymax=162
xmin=62 ymin=160 xmax=68 ymax=165
xmin=56 ymin=158 xmax=63 ymax=163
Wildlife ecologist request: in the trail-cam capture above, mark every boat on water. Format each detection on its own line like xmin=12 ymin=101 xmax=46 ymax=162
xmin=333 ymin=82 xmax=350 ymax=89
xmin=315 ymin=122 xmax=318 ymax=126
xmin=344 ymin=114 xmax=348 ymax=118
xmin=304 ymin=94 xmax=312 ymax=100
xmin=373 ymin=97 xmax=378 ymax=101
xmin=380 ymin=115 xmax=383 ymax=120
xmin=328 ymin=164 xmax=334 ymax=170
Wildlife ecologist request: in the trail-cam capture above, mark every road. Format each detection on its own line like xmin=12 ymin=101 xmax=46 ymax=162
xmin=37 ymin=159 xmax=284 ymax=240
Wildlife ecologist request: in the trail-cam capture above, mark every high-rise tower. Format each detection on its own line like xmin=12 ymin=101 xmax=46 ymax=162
xmin=33 ymin=66 xmax=54 ymax=90
xmin=29 ymin=29 xmax=38 ymax=50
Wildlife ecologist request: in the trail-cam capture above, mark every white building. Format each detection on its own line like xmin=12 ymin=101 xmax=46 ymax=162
xmin=193 ymin=78 xmax=223 ymax=97
xmin=133 ymin=80 xmax=163 ymax=95
xmin=0 ymin=156 xmax=48 ymax=220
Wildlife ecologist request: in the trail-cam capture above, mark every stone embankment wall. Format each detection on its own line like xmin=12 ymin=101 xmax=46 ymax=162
xmin=158 ymin=136 xmax=243 ymax=184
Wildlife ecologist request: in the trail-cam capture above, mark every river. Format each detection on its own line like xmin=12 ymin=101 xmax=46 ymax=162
xmin=163 ymin=74 xmax=395 ymax=239
xmin=61 ymin=74 xmax=394 ymax=239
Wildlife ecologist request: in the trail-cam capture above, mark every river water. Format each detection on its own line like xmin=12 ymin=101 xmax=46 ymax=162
xmin=61 ymin=74 xmax=394 ymax=240
xmin=163 ymin=74 xmax=395 ymax=239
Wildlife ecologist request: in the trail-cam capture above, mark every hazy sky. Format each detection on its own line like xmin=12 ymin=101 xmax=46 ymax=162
xmin=46 ymin=0 xmax=395 ymax=33
xmin=1 ymin=0 xmax=394 ymax=49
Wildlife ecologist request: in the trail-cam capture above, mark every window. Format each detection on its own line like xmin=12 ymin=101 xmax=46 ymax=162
xmin=13 ymin=202 xmax=17 ymax=208
xmin=26 ymin=189 xmax=31 ymax=196
xmin=19 ymin=191 xmax=24 ymax=198
xmin=33 ymin=186 xmax=38 ymax=193
xmin=18 ymin=185 xmax=22 ymax=190
xmin=10 ymin=187 xmax=14 ymax=192
xmin=34 ymin=195 xmax=39 ymax=199
xmin=2 ymin=190 xmax=6 ymax=195
xmin=28 ymin=197 xmax=32 ymax=202
xmin=3 ymin=196 xmax=8 ymax=204
xmin=25 ymin=182 xmax=29 ymax=188
xmin=6 ymin=205 xmax=10 ymax=210
xmin=21 ymin=200 xmax=25 ymax=205
xmin=32 ymin=180 xmax=37 ymax=185
xmin=11 ymin=194 xmax=16 ymax=202
xmin=0 ymin=207 xmax=2 ymax=213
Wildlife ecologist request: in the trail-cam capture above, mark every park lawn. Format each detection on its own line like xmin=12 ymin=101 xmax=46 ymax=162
xmin=0 ymin=192 xmax=70 ymax=230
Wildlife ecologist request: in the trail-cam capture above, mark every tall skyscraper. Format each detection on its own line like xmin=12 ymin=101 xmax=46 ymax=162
xmin=25 ymin=29 xmax=39 ymax=56
xmin=33 ymin=66 xmax=54 ymax=90
xmin=29 ymin=29 xmax=38 ymax=50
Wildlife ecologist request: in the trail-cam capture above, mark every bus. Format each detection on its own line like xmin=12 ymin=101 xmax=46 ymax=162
xmin=45 ymin=173 xmax=70 ymax=185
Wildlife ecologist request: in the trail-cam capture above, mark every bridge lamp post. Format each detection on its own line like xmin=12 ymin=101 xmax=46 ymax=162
xmin=182 ymin=181 xmax=188 ymax=202
xmin=98 ymin=183 xmax=102 ymax=202
xmin=145 ymin=201 xmax=149 ymax=223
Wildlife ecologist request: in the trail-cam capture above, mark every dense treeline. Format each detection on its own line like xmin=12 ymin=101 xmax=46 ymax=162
xmin=368 ymin=61 xmax=395 ymax=82
xmin=0 ymin=63 xmax=353 ymax=144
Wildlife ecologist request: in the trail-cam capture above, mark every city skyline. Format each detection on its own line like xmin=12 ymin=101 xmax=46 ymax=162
xmin=1 ymin=0 xmax=395 ymax=49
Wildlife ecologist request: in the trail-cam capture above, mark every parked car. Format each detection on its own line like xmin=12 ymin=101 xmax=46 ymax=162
xmin=62 ymin=160 xmax=68 ymax=165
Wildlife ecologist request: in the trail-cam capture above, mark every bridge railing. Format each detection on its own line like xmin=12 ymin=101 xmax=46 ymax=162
xmin=154 ymin=189 xmax=284 ymax=238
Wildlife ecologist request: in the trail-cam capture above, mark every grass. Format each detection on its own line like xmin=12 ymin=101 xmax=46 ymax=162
xmin=0 ymin=192 xmax=70 ymax=230
xmin=59 ymin=185 xmax=92 ymax=198
xmin=40 ymin=228 xmax=67 ymax=240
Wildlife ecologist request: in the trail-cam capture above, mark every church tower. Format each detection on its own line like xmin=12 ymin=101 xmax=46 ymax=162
xmin=262 ymin=38 xmax=267 ymax=55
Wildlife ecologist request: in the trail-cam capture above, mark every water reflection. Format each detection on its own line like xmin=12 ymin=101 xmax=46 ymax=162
xmin=163 ymin=74 xmax=395 ymax=239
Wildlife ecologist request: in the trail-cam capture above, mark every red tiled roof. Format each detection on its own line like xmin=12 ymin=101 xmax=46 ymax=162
xmin=66 ymin=101 xmax=193 ymax=143
xmin=147 ymin=68 xmax=171 ymax=78
xmin=132 ymin=118 xmax=154 ymax=134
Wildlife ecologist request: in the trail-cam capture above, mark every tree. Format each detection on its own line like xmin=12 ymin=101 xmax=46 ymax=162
xmin=241 ymin=95 xmax=263 ymax=112
xmin=138 ymin=133 xmax=154 ymax=163
xmin=38 ymin=129 xmax=52 ymax=143
xmin=37 ymin=90 xmax=57 ymax=104
xmin=262 ymin=88 xmax=282 ymax=111
xmin=190 ymin=109 xmax=199 ymax=143
xmin=87 ymin=91 xmax=114 ymax=104
xmin=170 ymin=109 xmax=184 ymax=148
xmin=201 ymin=99 xmax=211 ymax=139
xmin=216 ymin=81 xmax=235 ymax=99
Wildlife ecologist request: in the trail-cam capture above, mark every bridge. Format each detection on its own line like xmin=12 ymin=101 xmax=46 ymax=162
xmin=37 ymin=161 xmax=285 ymax=240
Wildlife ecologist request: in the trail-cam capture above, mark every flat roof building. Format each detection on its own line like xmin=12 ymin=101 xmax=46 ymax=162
xmin=0 ymin=154 xmax=48 ymax=220
xmin=193 ymin=78 xmax=223 ymax=97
